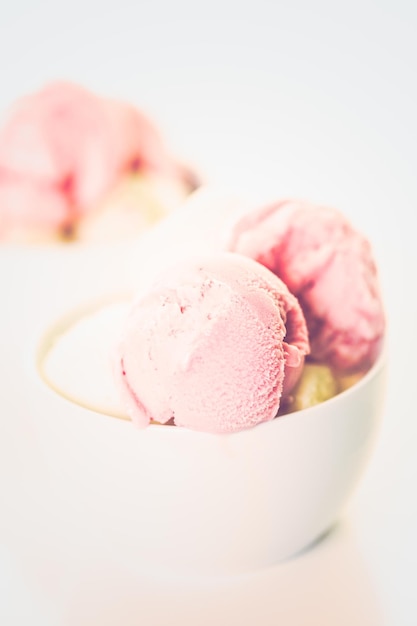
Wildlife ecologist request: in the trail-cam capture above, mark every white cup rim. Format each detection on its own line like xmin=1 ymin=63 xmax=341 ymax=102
xmin=36 ymin=293 xmax=387 ymax=440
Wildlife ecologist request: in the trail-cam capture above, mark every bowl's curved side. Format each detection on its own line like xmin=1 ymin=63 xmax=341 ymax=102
xmin=247 ymin=353 xmax=387 ymax=566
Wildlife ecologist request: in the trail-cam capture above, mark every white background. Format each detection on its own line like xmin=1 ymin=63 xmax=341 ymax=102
xmin=0 ymin=1 xmax=416 ymax=624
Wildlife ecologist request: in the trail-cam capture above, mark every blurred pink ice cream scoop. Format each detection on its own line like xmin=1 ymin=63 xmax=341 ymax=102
xmin=228 ymin=199 xmax=385 ymax=372
xmin=115 ymin=252 xmax=309 ymax=434
xmin=0 ymin=81 xmax=187 ymax=241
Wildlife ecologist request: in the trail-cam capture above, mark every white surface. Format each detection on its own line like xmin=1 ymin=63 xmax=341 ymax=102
xmin=1 ymin=0 xmax=416 ymax=624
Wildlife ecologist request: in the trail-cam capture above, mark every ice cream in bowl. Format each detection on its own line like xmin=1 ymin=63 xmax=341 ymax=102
xmin=0 ymin=80 xmax=196 ymax=245
xmin=33 ymin=193 xmax=387 ymax=577
xmin=0 ymin=81 xmax=199 ymax=330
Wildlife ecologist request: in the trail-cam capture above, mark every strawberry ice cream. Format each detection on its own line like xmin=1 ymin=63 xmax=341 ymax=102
xmin=0 ymin=81 xmax=191 ymax=242
xmin=228 ymin=199 xmax=385 ymax=372
xmin=115 ymin=252 xmax=309 ymax=434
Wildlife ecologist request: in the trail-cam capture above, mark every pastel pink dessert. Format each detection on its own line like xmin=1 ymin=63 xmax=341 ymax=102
xmin=0 ymin=81 xmax=192 ymax=242
xmin=115 ymin=252 xmax=309 ymax=434
xmin=228 ymin=199 xmax=385 ymax=373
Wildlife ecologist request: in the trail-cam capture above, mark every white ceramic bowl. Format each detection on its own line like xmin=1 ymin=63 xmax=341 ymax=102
xmin=32 ymin=309 xmax=387 ymax=578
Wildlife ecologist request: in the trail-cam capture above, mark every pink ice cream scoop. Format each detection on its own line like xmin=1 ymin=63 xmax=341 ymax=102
xmin=228 ymin=199 xmax=385 ymax=372
xmin=0 ymin=81 xmax=181 ymax=239
xmin=116 ymin=252 xmax=309 ymax=434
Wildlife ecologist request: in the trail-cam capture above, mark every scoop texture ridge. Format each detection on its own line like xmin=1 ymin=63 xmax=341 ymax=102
xmin=116 ymin=253 xmax=309 ymax=434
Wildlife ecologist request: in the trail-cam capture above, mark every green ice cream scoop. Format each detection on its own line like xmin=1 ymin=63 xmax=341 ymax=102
xmin=286 ymin=363 xmax=339 ymax=412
